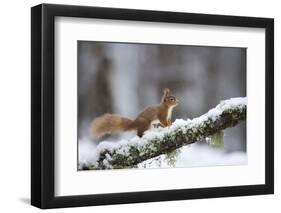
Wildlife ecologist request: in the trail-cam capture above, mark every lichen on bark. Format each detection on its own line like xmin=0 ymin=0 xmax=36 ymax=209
xmin=83 ymin=97 xmax=246 ymax=170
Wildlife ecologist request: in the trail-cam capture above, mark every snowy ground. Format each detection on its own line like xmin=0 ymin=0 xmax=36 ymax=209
xmin=138 ymin=143 xmax=247 ymax=169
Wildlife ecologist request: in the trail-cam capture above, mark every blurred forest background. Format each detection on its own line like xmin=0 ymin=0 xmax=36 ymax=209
xmin=78 ymin=41 xmax=246 ymax=154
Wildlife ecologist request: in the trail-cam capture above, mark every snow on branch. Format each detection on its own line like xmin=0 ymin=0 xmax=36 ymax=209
xmin=81 ymin=97 xmax=247 ymax=170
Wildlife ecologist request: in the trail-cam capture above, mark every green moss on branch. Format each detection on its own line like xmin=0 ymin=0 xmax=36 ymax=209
xmin=85 ymin=98 xmax=246 ymax=170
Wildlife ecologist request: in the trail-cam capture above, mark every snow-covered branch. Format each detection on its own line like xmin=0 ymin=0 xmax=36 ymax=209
xmin=82 ymin=97 xmax=247 ymax=170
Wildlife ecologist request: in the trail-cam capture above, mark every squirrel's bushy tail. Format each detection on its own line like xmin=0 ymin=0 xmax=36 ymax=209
xmin=91 ymin=113 xmax=135 ymax=137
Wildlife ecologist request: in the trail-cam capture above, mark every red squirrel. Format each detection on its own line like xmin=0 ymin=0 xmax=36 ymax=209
xmin=92 ymin=88 xmax=179 ymax=137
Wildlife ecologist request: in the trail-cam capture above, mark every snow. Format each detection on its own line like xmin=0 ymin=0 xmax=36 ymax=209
xmin=78 ymin=139 xmax=100 ymax=166
xmin=220 ymin=97 xmax=247 ymax=111
xmin=79 ymin=139 xmax=247 ymax=169
xmin=79 ymin=97 xmax=247 ymax=169
xmin=187 ymin=97 xmax=247 ymax=126
xmin=138 ymin=143 xmax=247 ymax=169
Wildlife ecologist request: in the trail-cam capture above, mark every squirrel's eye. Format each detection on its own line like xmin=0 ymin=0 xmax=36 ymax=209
xmin=170 ymin=98 xmax=173 ymax=101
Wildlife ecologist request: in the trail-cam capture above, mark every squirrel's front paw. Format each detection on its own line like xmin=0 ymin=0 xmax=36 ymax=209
xmin=167 ymin=119 xmax=172 ymax=126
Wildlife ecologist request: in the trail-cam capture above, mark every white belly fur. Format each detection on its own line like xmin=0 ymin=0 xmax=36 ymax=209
xmin=167 ymin=106 xmax=175 ymax=120
xmin=150 ymin=106 xmax=175 ymax=129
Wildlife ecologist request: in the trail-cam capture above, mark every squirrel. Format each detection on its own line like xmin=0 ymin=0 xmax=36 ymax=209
xmin=92 ymin=88 xmax=179 ymax=137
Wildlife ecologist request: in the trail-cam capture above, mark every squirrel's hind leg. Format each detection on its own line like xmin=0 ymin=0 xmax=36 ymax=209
xmin=136 ymin=119 xmax=150 ymax=137
xmin=137 ymin=130 xmax=144 ymax=137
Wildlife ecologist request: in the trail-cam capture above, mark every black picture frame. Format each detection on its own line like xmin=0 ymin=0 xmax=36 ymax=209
xmin=31 ymin=3 xmax=274 ymax=209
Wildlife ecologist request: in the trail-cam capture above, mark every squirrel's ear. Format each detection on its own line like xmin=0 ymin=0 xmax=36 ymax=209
xmin=161 ymin=88 xmax=171 ymax=103
xmin=163 ymin=88 xmax=171 ymax=95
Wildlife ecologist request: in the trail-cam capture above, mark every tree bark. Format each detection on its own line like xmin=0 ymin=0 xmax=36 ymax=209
xmin=82 ymin=97 xmax=246 ymax=170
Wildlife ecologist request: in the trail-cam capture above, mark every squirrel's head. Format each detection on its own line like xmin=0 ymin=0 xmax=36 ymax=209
xmin=162 ymin=88 xmax=179 ymax=107
xmin=164 ymin=95 xmax=179 ymax=107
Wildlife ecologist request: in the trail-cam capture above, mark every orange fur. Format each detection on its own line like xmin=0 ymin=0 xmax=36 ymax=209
xmin=92 ymin=113 xmax=133 ymax=137
xmin=92 ymin=88 xmax=179 ymax=137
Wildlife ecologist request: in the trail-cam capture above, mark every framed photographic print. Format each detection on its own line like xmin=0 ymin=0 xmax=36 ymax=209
xmin=31 ymin=3 xmax=274 ymax=209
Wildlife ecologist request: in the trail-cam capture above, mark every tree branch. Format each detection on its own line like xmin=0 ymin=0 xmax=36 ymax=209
xmin=82 ymin=97 xmax=246 ymax=170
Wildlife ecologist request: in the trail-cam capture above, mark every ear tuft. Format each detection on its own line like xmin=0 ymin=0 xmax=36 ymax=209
xmin=164 ymin=88 xmax=171 ymax=95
